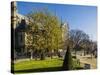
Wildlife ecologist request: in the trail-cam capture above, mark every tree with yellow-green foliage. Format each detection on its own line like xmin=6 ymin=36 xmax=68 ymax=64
xmin=26 ymin=9 xmax=62 ymax=60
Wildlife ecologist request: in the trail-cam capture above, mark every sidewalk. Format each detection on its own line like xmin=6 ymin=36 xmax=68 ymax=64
xmin=76 ymin=55 xmax=97 ymax=69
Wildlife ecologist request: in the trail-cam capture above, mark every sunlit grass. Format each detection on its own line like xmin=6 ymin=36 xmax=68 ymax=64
xmin=14 ymin=58 xmax=63 ymax=71
xmin=12 ymin=57 xmax=83 ymax=73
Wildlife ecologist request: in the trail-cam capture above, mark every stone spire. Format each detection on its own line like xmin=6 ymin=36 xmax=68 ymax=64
xmin=62 ymin=22 xmax=69 ymax=42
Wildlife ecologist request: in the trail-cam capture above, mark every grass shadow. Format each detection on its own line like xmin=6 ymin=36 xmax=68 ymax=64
xmin=12 ymin=67 xmax=65 ymax=74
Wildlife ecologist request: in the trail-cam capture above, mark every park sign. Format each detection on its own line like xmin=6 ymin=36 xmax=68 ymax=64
xmin=84 ymin=63 xmax=91 ymax=69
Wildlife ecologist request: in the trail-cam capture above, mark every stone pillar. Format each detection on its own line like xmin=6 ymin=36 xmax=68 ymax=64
xmin=11 ymin=1 xmax=17 ymax=29
xmin=11 ymin=1 xmax=17 ymax=60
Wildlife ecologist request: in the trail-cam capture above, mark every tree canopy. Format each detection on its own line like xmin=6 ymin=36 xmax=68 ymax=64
xmin=25 ymin=10 xmax=63 ymax=59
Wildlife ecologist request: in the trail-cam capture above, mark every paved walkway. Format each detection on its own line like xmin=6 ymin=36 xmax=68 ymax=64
xmin=76 ymin=55 xmax=97 ymax=69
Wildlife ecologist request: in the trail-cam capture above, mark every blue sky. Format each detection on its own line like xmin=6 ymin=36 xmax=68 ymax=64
xmin=17 ymin=1 xmax=97 ymax=41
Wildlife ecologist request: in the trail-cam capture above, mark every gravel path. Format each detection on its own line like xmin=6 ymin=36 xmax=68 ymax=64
xmin=76 ymin=55 xmax=97 ymax=69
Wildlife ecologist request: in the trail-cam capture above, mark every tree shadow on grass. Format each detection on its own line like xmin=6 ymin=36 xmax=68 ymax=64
xmin=11 ymin=66 xmax=84 ymax=74
xmin=12 ymin=67 xmax=65 ymax=74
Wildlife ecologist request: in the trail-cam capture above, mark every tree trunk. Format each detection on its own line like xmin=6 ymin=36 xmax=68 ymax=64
xmin=30 ymin=51 xmax=33 ymax=60
xmin=40 ymin=50 xmax=45 ymax=60
xmin=75 ymin=49 xmax=77 ymax=58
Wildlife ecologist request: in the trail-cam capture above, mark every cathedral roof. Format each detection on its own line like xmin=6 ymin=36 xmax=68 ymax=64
xmin=17 ymin=13 xmax=29 ymax=24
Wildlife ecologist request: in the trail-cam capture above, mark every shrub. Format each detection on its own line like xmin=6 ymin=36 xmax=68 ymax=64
xmin=62 ymin=46 xmax=73 ymax=70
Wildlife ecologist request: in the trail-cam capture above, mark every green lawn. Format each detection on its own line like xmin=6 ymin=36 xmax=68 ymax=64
xmin=15 ymin=58 xmax=63 ymax=70
xmin=11 ymin=58 xmax=83 ymax=73
xmin=12 ymin=58 xmax=64 ymax=73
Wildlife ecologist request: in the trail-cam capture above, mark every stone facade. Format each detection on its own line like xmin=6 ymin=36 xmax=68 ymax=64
xmin=11 ymin=1 xmax=30 ymax=59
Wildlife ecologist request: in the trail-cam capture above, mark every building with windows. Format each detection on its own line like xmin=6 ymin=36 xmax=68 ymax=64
xmin=11 ymin=1 xmax=30 ymax=59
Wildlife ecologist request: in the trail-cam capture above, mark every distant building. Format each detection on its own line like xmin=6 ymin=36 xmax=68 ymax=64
xmin=62 ymin=23 xmax=69 ymax=40
xmin=61 ymin=22 xmax=69 ymax=50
